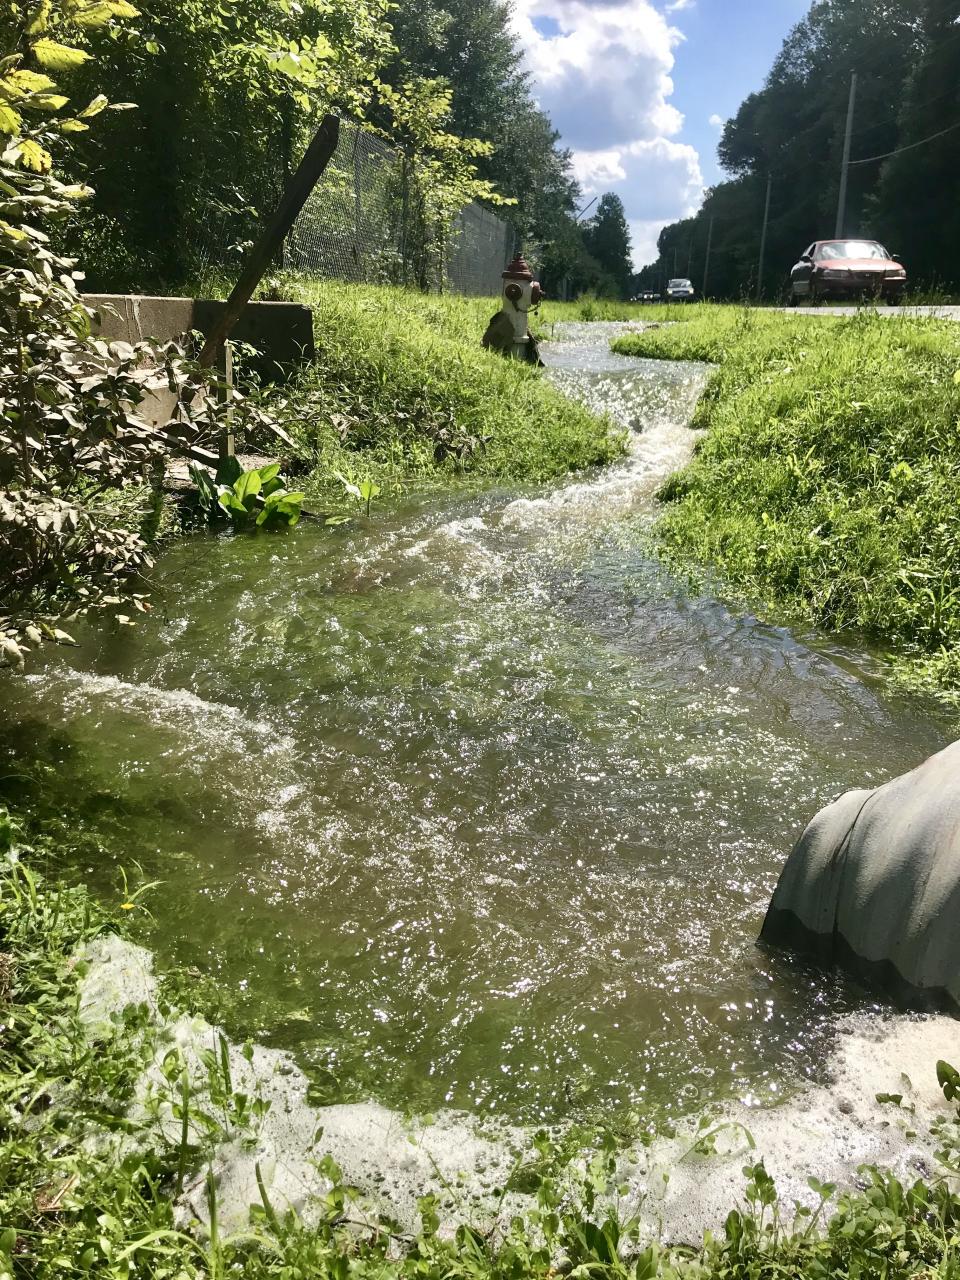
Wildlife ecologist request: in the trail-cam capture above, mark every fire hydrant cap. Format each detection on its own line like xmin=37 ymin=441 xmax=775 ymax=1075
xmin=502 ymin=253 xmax=534 ymax=282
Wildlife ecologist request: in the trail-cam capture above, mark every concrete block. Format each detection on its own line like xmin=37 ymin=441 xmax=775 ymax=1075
xmin=83 ymin=295 xmax=315 ymax=377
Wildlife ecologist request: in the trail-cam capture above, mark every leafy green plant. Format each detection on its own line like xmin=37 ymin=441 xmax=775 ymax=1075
xmin=190 ymin=458 xmax=304 ymax=528
xmin=0 ymin=0 xmax=277 ymax=667
xmin=937 ymin=1060 xmax=960 ymax=1103
xmin=334 ymin=469 xmax=381 ymax=517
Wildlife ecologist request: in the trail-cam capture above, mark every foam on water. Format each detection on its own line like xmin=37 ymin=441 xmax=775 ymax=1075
xmin=78 ymin=935 xmax=960 ymax=1243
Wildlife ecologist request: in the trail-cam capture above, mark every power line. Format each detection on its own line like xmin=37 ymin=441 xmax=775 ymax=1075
xmin=849 ymin=118 xmax=960 ymax=166
xmin=849 ymin=80 xmax=960 ymax=140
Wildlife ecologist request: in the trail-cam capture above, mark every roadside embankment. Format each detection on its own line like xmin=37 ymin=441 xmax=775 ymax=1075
xmin=5 ymin=822 xmax=960 ymax=1279
xmin=242 ymin=282 xmax=627 ymax=497
xmin=613 ymin=306 xmax=960 ymax=696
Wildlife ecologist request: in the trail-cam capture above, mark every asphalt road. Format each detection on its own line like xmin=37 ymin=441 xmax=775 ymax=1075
xmin=780 ymin=305 xmax=960 ymax=318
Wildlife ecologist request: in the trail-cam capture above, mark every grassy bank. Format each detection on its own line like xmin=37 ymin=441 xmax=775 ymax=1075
xmin=5 ymin=814 xmax=960 ymax=1278
xmin=233 ymin=281 xmax=627 ymax=500
xmin=613 ymin=306 xmax=960 ymax=695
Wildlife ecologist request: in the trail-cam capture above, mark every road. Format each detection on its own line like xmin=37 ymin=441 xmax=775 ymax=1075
xmin=780 ymin=305 xmax=960 ymax=318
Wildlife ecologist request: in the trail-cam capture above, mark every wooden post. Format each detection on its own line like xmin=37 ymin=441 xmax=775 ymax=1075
xmin=218 ymin=339 xmax=235 ymax=463
xmin=756 ymin=172 xmax=772 ymax=302
xmin=198 ymin=114 xmax=341 ymax=367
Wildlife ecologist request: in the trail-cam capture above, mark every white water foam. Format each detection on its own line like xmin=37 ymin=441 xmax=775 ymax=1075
xmin=24 ymin=671 xmax=293 ymax=752
xmin=77 ymin=936 xmax=960 ymax=1245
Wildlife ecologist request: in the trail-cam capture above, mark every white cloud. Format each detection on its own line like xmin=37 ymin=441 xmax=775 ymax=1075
xmin=708 ymin=113 xmax=724 ymax=130
xmin=665 ymin=0 xmax=695 ymax=11
xmin=511 ymin=0 xmax=684 ymax=150
xmin=511 ymin=0 xmax=706 ymax=269
xmin=573 ymin=139 xmax=703 ymax=268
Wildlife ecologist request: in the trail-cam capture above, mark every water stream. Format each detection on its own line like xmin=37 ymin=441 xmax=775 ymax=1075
xmin=2 ymin=321 xmax=952 ymax=1124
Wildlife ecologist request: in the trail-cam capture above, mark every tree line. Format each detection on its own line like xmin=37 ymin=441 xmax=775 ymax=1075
xmin=15 ymin=0 xmax=634 ymax=296
xmin=641 ymin=0 xmax=960 ymax=299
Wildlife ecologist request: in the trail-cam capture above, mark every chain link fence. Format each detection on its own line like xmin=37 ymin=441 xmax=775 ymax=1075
xmin=283 ymin=121 xmax=514 ymax=295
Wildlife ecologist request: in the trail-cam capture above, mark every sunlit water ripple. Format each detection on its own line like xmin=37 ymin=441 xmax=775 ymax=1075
xmin=2 ymin=320 xmax=951 ymax=1122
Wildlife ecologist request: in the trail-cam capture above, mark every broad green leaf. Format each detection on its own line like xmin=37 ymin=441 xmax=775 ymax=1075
xmin=16 ymin=139 xmax=52 ymax=172
xmin=7 ymin=70 xmax=55 ymax=93
xmin=58 ymin=119 xmax=89 ymax=132
xmin=25 ymin=0 xmax=51 ymax=35
xmin=32 ymin=40 xmax=91 ymax=71
xmin=75 ymin=0 xmax=139 ymax=26
xmin=0 ymin=104 xmax=20 ymax=133
xmin=233 ymin=469 xmax=262 ymax=502
xmin=23 ymin=93 xmax=68 ymax=111
xmin=0 ymin=219 xmax=27 ymax=240
xmin=79 ymin=94 xmax=109 ymax=118
xmin=218 ymin=492 xmax=246 ymax=515
xmin=258 ymin=462 xmax=281 ymax=484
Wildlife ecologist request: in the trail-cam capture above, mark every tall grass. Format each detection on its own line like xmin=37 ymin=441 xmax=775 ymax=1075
xmin=237 ymin=281 xmax=627 ymax=496
xmin=613 ymin=307 xmax=960 ymax=695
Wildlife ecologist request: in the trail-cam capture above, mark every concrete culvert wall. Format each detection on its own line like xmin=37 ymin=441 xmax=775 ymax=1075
xmin=761 ymin=740 xmax=960 ymax=1009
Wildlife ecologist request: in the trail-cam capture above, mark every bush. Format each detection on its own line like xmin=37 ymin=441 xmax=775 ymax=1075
xmin=0 ymin=0 xmax=270 ymax=665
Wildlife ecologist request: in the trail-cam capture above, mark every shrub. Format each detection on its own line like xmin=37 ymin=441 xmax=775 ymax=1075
xmin=0 ymin=0 xmax=267 ymax=665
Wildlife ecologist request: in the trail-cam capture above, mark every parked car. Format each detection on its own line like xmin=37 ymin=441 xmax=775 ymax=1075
xmin=789 ymin=239 xmax=907 ymax=304
xmin=665 ymin=278 xmax=695 ymax=303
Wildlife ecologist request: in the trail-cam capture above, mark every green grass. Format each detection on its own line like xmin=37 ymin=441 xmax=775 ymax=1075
xmin=5 ymin=810 xmax=960 ymax=1278
xmin=230 ymin=280 xmax=628 ymax=500
xmin=612 ymin=305 xmax=960 ymax=696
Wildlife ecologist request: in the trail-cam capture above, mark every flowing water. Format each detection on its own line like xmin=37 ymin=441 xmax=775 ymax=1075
xmin=2 ymin=322 xmax=952 ymax=1123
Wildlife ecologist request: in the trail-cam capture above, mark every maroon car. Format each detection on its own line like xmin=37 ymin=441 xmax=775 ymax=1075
xmin=789 ymin=239 xmax=907 ymax=304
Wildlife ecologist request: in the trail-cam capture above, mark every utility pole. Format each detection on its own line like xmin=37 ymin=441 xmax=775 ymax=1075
xmin=835 ymin=72 xmax=857 ymax=238
xmin=702 ymin=215 xmax=714 ymax=299
xmin=756 ymin=172 xmax=772 ymax=302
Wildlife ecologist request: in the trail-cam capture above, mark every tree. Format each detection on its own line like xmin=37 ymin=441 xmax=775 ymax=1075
xmin=648 ymin=0 xmax=927 ymax=298
xmin=381 ymin=0 xmax=580 ymax=273
xmin=375 ymin=77 xmax=514 ymax=288
xmin=876 ymin=0 xmax=960 ymax=287
xmin=582 ymin=193 xmax=632 ymax=298
xmin=59 ymin=0 xmax=394 ymax=288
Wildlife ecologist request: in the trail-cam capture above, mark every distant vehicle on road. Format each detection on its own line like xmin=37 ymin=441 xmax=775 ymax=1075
xmin=633 ymin=290 xmax=660 ymax=303
xmin=666 ymin=278 xmax=695 ymax=303
xmin=789 ymin=239 xmax=907 ymax=304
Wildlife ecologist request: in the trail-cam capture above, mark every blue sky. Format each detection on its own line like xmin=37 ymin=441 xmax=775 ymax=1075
xmin=511 ymin=0 xmax=811 ymax=267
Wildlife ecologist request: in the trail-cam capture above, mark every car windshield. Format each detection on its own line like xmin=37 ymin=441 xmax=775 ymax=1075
xmin=668 ymin=279 xmax=692 ymax=287
xmin=818 ymin=241 xmax=888 ymax=261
